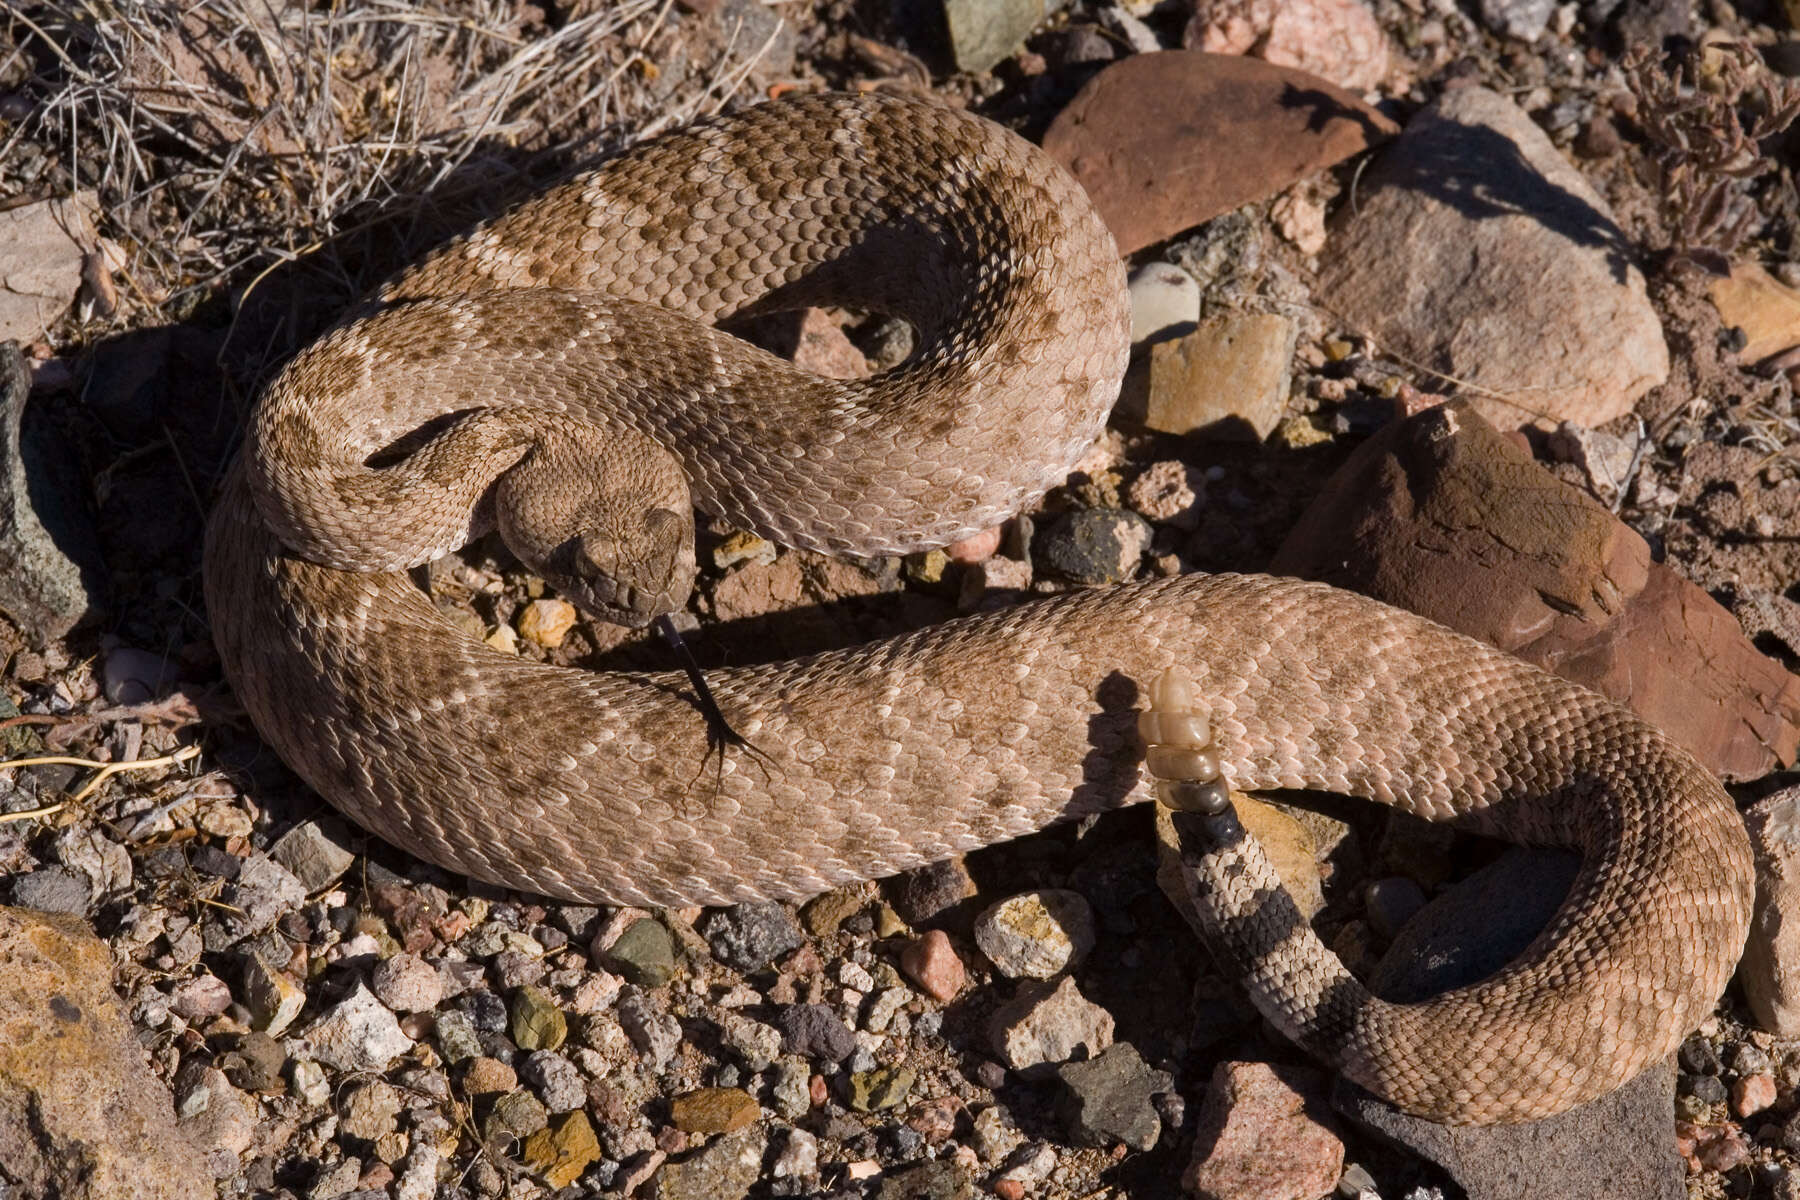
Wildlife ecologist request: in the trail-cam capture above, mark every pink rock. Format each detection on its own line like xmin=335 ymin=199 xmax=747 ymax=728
xmin=1184 ymin=1061 xmax=1343 ymax=1200
xmin=1186 ymin=0 xmax=1392 ymax=92
xmin=170 ymin=974 xmax=233 ymax=1021
xmin=945 ymin=526 xmax=1001 ymax=564
xmin=1731 ymin=1073 xmax=1776 ymax=1117
xmin=899 ymin=930 xmax=967 ymax=1003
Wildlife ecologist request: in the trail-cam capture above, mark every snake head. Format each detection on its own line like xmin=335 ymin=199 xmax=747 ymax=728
xmin=559 ymin=506 xmax=696 ymax=628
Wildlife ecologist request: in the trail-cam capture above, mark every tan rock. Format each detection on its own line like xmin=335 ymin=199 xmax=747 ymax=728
xmin=1043 ymin=52 xmax=1396 ymax=255
xmin=988 ymin=976 xmax=1114 ymax=1071
xmin=1741 ymin=788 xmax=1800 ymax=1036
xmin=0 ymin=194 xmax=97 ymax=342
xmin=1316 ymin=87 xmax=1667 ymax=429
xmin=0 ymin=906 xmax=213 ymax=1199
xmin=516 ymin=598 xmax=577 ymax=649
xmin=1709 ymin=262 xmax=1800 ymax=364
xmin=1155 ymin=792 xmax=1324 ymax=938
xmin=524 ymin=1111 xmax=601 ymax=1188
xmin=669 ymin=1086 xmax=760 ymax=1133
xmin=1119 ymin=312 xmax=1298 ymax=440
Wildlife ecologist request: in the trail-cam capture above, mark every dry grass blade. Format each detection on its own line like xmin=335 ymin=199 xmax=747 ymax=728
xmin=0 ymin=742 xmax=202 ymax=818
xmin=10 ymin=0 xmax=775 ymax=339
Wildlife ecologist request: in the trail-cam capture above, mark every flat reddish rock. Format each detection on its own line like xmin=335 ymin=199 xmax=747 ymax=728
xmin=1271 ymin=402 xmax=1800 ymax=780
xmin=1042 ymin=51 xmax=1397 ymax=256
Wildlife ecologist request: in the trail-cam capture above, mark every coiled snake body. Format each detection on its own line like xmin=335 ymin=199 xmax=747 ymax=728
xmin=203 ymin=92 xmax=1753 ymax=1124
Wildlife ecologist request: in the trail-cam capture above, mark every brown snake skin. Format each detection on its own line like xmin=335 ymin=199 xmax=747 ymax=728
xmin=203 ymin=92 xmax=1754 ymax=1124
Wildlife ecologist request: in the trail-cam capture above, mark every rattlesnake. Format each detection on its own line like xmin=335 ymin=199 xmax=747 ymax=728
xmin=202 ymin=91 xmax=1753 ymax=1124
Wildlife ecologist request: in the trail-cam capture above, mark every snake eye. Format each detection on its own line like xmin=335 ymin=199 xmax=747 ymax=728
xmin=574 ymin=533 xmax=618 ymax=579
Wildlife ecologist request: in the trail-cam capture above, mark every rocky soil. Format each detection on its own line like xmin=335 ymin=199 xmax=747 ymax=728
xmin=2 ymin=2 xmax=1800 ymax=1199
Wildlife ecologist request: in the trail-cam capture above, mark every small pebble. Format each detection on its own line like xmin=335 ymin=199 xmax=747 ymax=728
xmin=973 ymin=889 xmax=1096 ymax=979
xmin=516 ymin=598 xmax=577 ymax=648
xmin=520 ymin=1111 xmax=600 ymax=1189
xmin=510 ymin=985 xmax=567 ymax=1052
xmin=370 ymin=952 xmax=443 ymax=1013
xmin=669 ymin=1087 xmax=759 ymax=1133
xmin=170 ymin=974 xmax=233 ymax=1021
xmin=772 ymin=1127 xmax=818 ymax=1179
xmin=1364 ymin=877 xmax=1427 ymax=940
xmin=521 ymin=1051 xmax=585 ymax=1113
xmin=887 ymin=858 xmax=977 ymax=926
xmin=1033 ymin=509 xmax=1152 ymax=585
xmin=461 ymin=1056 xmax=516 ymax=1095
xmin=777 ymin=1003 xmax=857 ymax=1064
xmin=850 ymin=1066 xmax=915 ymax=1112
xmin=1127 ymin=261 xmax=1201 ymax=346
xmin=1683 ymin=1074 xmax=1727 ymax=1106
xmin=604 ymin=917 xmax=677 ymax=988
xmin=1733 ymin=1073 xmax=1777 ymax=1118
xmin=700 ymin=901 xmax=803 ymax=972
xmin=899 ymin=930 xmax=965 ymax=1002
xmin=1678 ymin=1036 xmax=1723 ymax=1077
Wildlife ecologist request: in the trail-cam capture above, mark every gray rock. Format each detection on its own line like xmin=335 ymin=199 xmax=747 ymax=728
xmin=0 ymin=343 xmax=105 ymax=640
xmin=521 ymin=1050 xmax=585 ymax=1113
xmin=300 ymin=981 xmax=414 ymax=1073
xmin=944 ymin=0 xmax=1067 ymax=73
xmin=1315 ymin=87 xmax=1667 ymax=429
xmin=654 ymin=1125 xmax=764 ymax=1200
xmin=771 ymin=1058 xmax=811 ymax=1119
xmin=208 ymin=853 xmax=306 ymax=949
xmin=606 ymin=917 xmax=677 ymax=989
xmin=874 ymin=1158 xmax=970 ymax=1200
xmin=1334 ymin=1062 xmax=1679 ymax=1200
xmin=714 ymin=1011 xmax=782 ymax=1071
xmin=1349 ymin=847 xmax=1681 ymax=1200
xmin=1034 ymin=508 xmax=1152 ymax=585
xmin=618 ymin=987 xmax=681 ymax=1069
xmin=1370 ymin=847 xmax=1579 ymax=1002
xmin=886 ymin=856 xmax=977 ymax=927
xmin=484 ymin=1089 xmax=548 ymax=1142
xmin=777 ymin=1003 xmax=857 ymax=1064
xmin=269 ymin=819 xmax=357 ymax=892
xmin=700 ymin=900 xmax=803 ymax=972
xmin=100 ymin=646 xmax=176 ymax=704
xmin=1479 ymin=0 xmax=1555 ymax=39
xmin=173 ymin=1063 xmax=259 ymax=1177
xmin=1055 ymin=1043 xmax=1173 ymax=1151
xmin=1363 ymin=876 xmax=1428 ymax=942
xmin=1127 ymin=262 xmax=1200 ymax=347
xmin=10 ymin=865 xmax=91 ymax=914
xmin=973 ymin=889 xmax=1096 ymax=979
xmin=434 ymin=1008 xmax=483 ymax=1064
